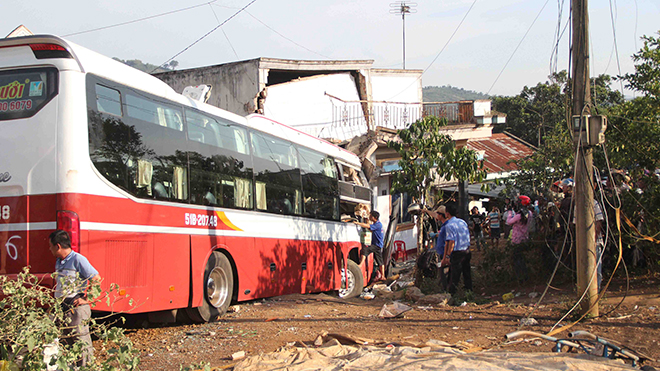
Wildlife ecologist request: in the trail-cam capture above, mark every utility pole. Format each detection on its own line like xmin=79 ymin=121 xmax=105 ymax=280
xmin=390 ymin=2 xmax=417 ymax=69
xmin=572 ymin=0 xmax=599 ymax=316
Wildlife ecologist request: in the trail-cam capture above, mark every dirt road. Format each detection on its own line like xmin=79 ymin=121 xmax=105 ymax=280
xmin=125 ymin=275 xmax=660 ymax=370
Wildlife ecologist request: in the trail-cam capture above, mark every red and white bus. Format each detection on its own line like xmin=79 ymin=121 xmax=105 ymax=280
xmin=0 ymin=35 xmax=374 ymax=322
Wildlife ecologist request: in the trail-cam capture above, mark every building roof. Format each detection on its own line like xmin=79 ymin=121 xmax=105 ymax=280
xmin=467 ymin=132 xmax=535 ymax=173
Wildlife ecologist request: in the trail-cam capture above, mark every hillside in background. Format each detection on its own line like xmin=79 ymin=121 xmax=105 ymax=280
xmin=423 ymin=85 xmax=490 ymax=102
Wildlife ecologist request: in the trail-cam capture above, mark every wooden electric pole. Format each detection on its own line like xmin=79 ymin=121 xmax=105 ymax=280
xmin=572 ymin=0 xmax=599 ymax=316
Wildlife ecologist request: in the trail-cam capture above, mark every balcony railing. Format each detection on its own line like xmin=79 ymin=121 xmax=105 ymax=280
xmin=297 ymin=95 xmax=477 ymax=140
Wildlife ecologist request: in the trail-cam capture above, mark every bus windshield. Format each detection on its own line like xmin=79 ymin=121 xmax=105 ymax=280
xmin=0 ymin=67 xmax=58 ymax=121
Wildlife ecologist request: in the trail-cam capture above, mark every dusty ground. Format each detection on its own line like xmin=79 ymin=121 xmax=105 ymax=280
xmin=113 ymin=256 xmax=660 ymax=371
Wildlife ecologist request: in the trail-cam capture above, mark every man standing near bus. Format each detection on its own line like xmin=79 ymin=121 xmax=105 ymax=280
xmin=441 ymin=202 xmax=472 ymax=296
xmin=49 ymin=230 xmax=101 ymax=367
xmin=349 ymin=211 xmax=385 ymax=281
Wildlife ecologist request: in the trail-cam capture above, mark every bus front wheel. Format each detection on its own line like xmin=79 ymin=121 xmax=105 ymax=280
xmin=339 ymin=260 xmax=363 ymax=298
xmin=187 ymin=251 xmax=234 ymax=322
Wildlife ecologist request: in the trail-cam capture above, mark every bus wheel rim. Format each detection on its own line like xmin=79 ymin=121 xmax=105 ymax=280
xmin=340 ymin=268 xmax=355 ymax=297
xmin=207 ymin=267 xmax=228 ymax=308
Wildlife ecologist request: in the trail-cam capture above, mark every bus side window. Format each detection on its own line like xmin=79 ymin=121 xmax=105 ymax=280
xmin=297 ymin=146 xmax=339 ymax=220
xmin=251 ymin=132 xmax=302 ymax=216
xmin=95 ymin=85 xmax=122 ymax=116
xmin=185 ymin=109 xmax=254 ymax=210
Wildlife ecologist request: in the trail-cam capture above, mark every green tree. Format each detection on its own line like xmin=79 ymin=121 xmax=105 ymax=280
xmin=388 ymin=116 xmax=487 ymax=248
xmin=607 ymin=31 xmax=660 ymax=171
xmin=0 ymin=268 xmax=139 ymax=371
xmin=492 ymin=71 xmax=622 ymax=147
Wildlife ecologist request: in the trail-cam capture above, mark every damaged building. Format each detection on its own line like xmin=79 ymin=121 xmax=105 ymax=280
xmin=154 ymin=58 xmax=422 ymax=141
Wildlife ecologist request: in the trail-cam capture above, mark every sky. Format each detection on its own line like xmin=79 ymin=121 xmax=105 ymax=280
xmin=2 ymin=0 xmax=658 ymax=96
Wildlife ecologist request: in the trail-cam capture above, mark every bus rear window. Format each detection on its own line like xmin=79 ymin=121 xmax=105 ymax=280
xmin=0 ymin=68 xmax=58 ymax=121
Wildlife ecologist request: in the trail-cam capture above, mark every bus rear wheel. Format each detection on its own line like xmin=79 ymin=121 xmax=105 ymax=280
xmin=187 ymin=251 xmax=234 ymax=323
xmin=339 ymin=260 xmax=363 ymax=298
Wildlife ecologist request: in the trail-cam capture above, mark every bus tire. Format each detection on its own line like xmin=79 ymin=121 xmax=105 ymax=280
xmin=339 ymin=260 xmax=363 ymax=299
xmin=187 ymin=251 xmax=233 ymax=322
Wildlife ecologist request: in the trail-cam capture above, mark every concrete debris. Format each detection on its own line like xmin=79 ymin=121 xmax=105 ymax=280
xmin=379 ymin=301 xmax=413 ymax=319
xmin=372 ymin=283 xmax=392 ymax=292
xmin=232 ymin=351 xmax=246 ymax=360
xmin=404 ymin=287 xmax=424 ymax=302
xmin=360 ymin=291 xmax=375 ymax=300
xmin=520 ymin=317 xmax=539 ymax=326
xmin=417 ymin=293 xmax=450 ymax=306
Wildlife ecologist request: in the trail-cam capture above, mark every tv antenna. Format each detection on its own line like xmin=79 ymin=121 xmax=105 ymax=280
xmin=389 ymin=1 xmax=417 ymax=69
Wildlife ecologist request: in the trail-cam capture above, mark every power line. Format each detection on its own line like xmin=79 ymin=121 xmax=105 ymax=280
xmin=209 ymin=4 xmax=240 ymax=60
xmin=151 ymin=0 xmax=257 ymax=73
xmin=486 ymin=0 xmax=551 ymax=95
xmin=608 ymin=0 xmax=626 ymax=95
xmin=63 ymin=0 xmax=219 ymax=37
xmin=240 ymin=9 xmax=333 ymax=60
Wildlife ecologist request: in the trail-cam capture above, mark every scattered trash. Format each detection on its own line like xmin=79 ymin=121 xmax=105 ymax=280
xmin=373 ymin=283 xmax=392 ymax=293
xmin=228 ymin=305 xmax=241 ymax=313
xmin=379 ymin=301 xmax=413 ymax=319
xmin=304 ymin=314 xmax=312 ymax=318
xmin=466 ymin=339 xmax=474 ymax=343
xmin=253 ymin=302 xmax=262 ymax=306
xmin=231 ymin=350 xmax=246 ymax=360
xmin=469 ymin=316 xmax=473 ymax=319
xmin=265 ymin=318 xmax=278 ymax=322
xmin=417 ymin=306 xmax=433 ymax=310
xmin=502 ymin=293 xmax=514 ymax=302
xmin=360 ymin=291 xmax=375 ymax=300
xmin=452 ymin=327 xmax=459 ymax=330
xmin=208 ymin=331 xmax=216 ymax=336
xmin=460 ymin=302 xmax=467 ymax=307
xmin=397 ymin=280 xmax=414 ymax=289
xmin=533 ymin=340 xmax=543 ymax=346
xmin=520 ymin=317 xmax=539 ymax=326
xmin=649 ymin=306 xmax=656 ymax=311
xmin=515 ymin=292 xmax=521 ymax=298
xmin=528 ymin=292 xmax=539 ymax=299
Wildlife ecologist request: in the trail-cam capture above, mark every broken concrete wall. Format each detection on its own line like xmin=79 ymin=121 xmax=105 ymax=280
xmin=265 ymin=73 xmax=362 ymax=139
xmin=154 ymin=59 xmax=260 ymax=116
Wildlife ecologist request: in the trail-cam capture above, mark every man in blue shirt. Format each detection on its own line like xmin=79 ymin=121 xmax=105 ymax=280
xmin=49 ymin=230 xmax=101 ymax=367
xmin=442 ymin=202 xmax=473 ymax=295
xmin=351 ymin=210 xmax=385 ymax=280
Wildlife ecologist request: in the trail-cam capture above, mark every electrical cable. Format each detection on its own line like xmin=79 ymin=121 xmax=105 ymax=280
xmin=63 ymin=0 xmax=219 ymax=37
xmin=486 ymin=0 xmax=551 ymax=95
xmin=150 ymin=0 xmax=257 ymax=73
xmin=209 ymin=4 xmax=240 ymax=60
xmin=240 ymin=9 xmax=333 ymax=60
xmin=608 ymin=0 xmax=626 ymax=95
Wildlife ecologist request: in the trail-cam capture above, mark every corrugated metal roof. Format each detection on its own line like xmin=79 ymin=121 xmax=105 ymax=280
xmin=467 ymin=133 xmax=535 ymax=173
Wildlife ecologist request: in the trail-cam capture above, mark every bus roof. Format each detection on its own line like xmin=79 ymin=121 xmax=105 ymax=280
xmin=0 ymin=34 xmax=364 ymax=168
